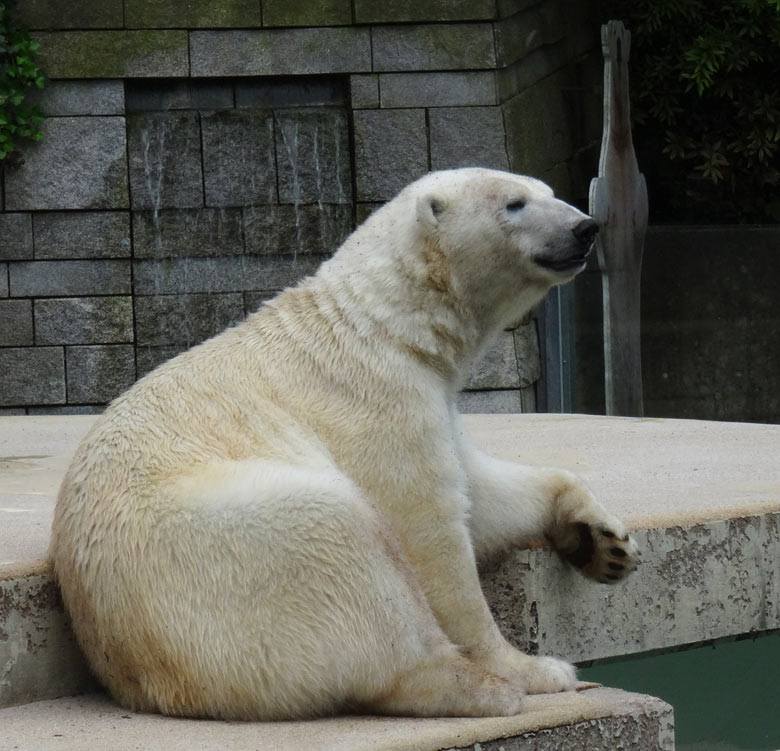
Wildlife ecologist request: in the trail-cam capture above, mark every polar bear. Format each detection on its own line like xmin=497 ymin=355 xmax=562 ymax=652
xmin=51 ymin=168 xmax=637 ymax=721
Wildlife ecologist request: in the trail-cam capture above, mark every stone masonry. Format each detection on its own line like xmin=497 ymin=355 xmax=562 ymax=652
xmin=0 ymin=0 xmax=601 ymax=413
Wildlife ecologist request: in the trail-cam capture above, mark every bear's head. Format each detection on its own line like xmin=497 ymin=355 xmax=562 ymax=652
xmin=409 ymin=168 xmax=597 ymax=329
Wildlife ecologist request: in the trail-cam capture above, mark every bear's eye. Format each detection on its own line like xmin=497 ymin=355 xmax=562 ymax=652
xmin=506 ymin=199 xmax=526 ymax=211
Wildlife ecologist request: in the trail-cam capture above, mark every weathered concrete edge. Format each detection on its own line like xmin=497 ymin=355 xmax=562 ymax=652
xmin=0 ymin=688 xmax=673 ymax=751
xmin=484 ymin=512 xmax=780 ymax=663
xmin=451 ymin=692 xmax=675 ymax=751
xmin=2 ymin=513 xmax=777 ymax=708
xmin=0 ymin=567 xmax=97 ymax=708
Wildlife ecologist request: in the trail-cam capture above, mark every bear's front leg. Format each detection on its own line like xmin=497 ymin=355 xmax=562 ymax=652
xmin=455 ymin=421 xmax=639 ymax=581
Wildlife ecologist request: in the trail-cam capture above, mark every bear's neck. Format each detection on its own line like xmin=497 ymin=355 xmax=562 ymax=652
xmin=313 ymin=238 xmax=530 ymax=388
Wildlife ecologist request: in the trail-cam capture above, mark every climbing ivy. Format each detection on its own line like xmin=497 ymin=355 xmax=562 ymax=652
xmin=0 ymin=1 xmax=45 ymax=161
xmin=604 ymin=0 xmax=780 ymax=222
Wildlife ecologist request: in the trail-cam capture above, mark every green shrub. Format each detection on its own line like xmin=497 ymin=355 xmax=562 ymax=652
xmin=0 ymin=1 xmax=45 ymax=161
xmin=604 ymin=0 xmax=780 ymax=223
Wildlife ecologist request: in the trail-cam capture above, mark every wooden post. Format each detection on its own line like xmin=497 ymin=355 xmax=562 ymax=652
xmin=589 ymin=20 xmax=648 ymax=417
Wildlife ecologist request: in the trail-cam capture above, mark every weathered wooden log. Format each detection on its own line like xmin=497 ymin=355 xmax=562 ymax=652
xmin=589 ymin=20 xmax=648 ymax=417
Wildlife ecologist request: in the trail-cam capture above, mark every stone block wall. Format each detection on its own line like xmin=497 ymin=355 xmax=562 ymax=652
xmin=0 ymin=0 xmax=600 ymax=414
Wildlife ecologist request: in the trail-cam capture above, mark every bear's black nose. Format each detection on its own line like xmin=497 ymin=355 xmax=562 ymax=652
xmin=572 ymin=219 xmax=599 ymax=248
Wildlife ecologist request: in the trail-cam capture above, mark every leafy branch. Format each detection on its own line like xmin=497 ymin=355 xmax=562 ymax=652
xmin=605 ymin=0 xmax=780 ymax=222
xmin=0 ymin=1 xmax=45 ymax=161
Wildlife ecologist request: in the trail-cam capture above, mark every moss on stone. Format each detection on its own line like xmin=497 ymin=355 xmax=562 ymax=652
xmin=263 ymin=0 xmax=352 ymax=27
xmin=32 ymin=31 xmax=189 ymax=79
xmin=124 ymin=0 xmax=262 ymax=29
xmin=354 ymin=0 xmax=496 ymax=24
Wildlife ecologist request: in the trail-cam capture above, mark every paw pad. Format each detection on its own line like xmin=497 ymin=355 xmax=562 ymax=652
xmin=557 ymin=521 xmax=639 ymax=584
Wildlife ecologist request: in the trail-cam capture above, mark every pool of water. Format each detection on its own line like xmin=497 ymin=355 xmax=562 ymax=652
xmin=578 ymin=631 xmax=780 ymax=751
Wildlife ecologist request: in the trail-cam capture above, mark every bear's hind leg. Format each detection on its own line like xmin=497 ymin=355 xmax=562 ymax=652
xmin=113 ymin=460 xmax=523 ymax=719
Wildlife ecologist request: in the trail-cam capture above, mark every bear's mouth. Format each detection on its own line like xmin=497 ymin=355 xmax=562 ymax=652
xmin=534 ymin=250 xmax=591 ymax=274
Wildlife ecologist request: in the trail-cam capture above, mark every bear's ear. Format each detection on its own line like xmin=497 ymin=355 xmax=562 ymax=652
xmin=416 ymin=193 xmax=446 ymax=229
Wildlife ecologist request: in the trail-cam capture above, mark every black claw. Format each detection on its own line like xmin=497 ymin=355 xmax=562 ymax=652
xmin=610 ymin=546 xmax=627 ymax=558
xmin=606 ymin=574 xmax=621 ymax=581
xmin=608 ymin=562 xmax=625 ymax=571
xmin=601 ymin=529 xmax=616 ymax=539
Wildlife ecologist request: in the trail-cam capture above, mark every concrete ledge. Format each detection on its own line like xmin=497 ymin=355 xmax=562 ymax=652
xmin=0 ymin=563 xmax=97 ymax=707
xmin=0 ymin=687 xmax=673 ymax=751
xmin=483 ymin=514 xmax=780 ymax=663
xmin=1 ymin=414 xmax=778 ymax=712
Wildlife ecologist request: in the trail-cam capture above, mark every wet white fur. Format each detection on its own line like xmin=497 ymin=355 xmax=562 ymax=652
xmin=51 ymin=168 xmax=633 ymax=720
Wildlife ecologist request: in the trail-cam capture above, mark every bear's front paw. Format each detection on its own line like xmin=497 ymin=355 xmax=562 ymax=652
xmin=557 ymin=519 xmax=639 ymax=583
xmin=548 ymin=485 xmax=639 ymax=584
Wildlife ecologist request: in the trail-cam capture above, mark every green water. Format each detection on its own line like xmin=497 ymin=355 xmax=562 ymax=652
xmin=578 ymin=631 xmax=780 ymax=751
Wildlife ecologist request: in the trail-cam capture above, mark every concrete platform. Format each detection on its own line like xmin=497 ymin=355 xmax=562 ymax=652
xmin=2 ymin=414 xmax=780 ymax=564
xmin=0 ymin=687 xmax=674 ymax=751
xmin=2 ymin=413 xmax=779 ymax=749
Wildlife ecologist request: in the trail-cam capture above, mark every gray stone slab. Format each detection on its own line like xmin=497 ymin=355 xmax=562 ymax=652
xmin=133 ymin=209 xmax=244 ymax=259
xmin=190 ymin=28 xmax=371 ymax=77
xmin=201 ymin=110 xmax=277 ymax=207
xmin=125 ymin=80 xmax=234 ymax=112
xmin=503 ymin=68 xmax=575 ymax=176
xmin=0 ymin=300 xmax=33 ymax=346
xmin=244 ymin=290 xmax=280 ymax=314
xmin=133 ymin=255 xmax=324 ymax=295
xmin=243 ymin=204 xmax=352 ymax=255
xmin=127 ymin=112 xmax=204 ymax=210
xmin=262 ymin=0 xmax=351 ymax=27
xmin=16 ymin=0 xmax=123 ymax=29
xmin=9 ymin=260 xmax=131 ymax=297
xmin=429 ymin=106 xmax=509 ymax=171
xmin=354 ymin=0 xmax=497 ymax=23
xmin=494 ymin=1 xmax=564 ymax=68
xmin=32 ymin=31 xmax=189 ymax=79
xmin=514 ymin=321 xmax=541 ymax=387
xmin=0 ymin=264 xmax=7 ymax=297
xmin=275 ymin=110 xmax=352 ymax=204
xmin=65 ymin=345 xmax=135 ymax=404
xmin=464 ymin=331 xmax=521 ymax=390
xmin=380 ymin=71 xmax=498 ymax=109
xmin=0 ymin=214 xmax=33 ymax=260
xmin=35 ymin=297 xmax=134 ymax=345
xmin=134 ymin=293 xmax=246 ymax=347
xmin=236 ymin=78 xmax=346 ymax=109
xmin=355 ymin=202 xmax=383 ymax=225
xmin=33 ymin=212 xmax=131 ymax=259
xmin=497 ymin=0 xmax=541 ymax=15
xmin=4 ymin=117 xmax=128 ymax=210
xmin=497 ymin=40 xmax=570 ymax=102
xmin=24 ymin=80 xmax=125 ymax=116
xmin=372 ymin=23 xmax=496 ymax=72
xmin=457 ymin=389 xmax=525 ymax=414
xmin=353 ymin=109 xmax=429 ymax=202
xmin=124 ymin=0 xmax=262 ymax=28
xmin=350 ymin=74 xmax=379 ymax=109
xmin=0 ymin=348 xmax=65 ymax=406
xmin=136 ymin=345 xmax=185 ymax=376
